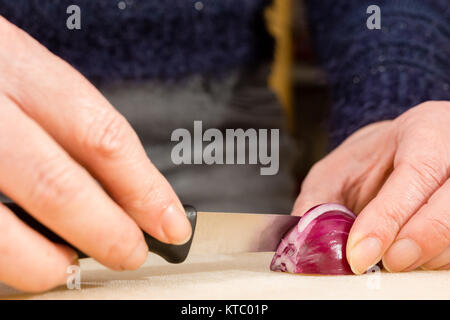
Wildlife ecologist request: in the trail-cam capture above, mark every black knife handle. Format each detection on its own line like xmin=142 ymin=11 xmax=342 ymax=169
xmin=4 ymin=202 xmax=197 ymax=264
xmin=146 ymin=205 xmax=197 ymax=263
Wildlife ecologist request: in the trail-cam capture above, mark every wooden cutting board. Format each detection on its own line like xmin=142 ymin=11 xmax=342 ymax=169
xmin=1 ymin=252 xmax=449 ymax=299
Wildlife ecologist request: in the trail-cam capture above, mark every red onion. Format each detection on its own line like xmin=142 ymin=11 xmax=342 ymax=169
xmin=270 ymin=203 xmax=356 ymax=275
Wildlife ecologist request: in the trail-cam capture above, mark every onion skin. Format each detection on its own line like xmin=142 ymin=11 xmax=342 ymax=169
xmin=270 ymin=203 xmax=356 ymax=275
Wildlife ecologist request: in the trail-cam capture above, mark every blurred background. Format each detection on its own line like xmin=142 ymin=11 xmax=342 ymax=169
xmin=292 ymin=0 xmax=330 ymax=186
xmin=269 ymin=0 xmax=331 ymax=193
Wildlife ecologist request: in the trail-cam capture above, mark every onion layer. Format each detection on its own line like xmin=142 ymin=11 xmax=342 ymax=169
xmin=270 ymin=203 xmax=356 ymax=275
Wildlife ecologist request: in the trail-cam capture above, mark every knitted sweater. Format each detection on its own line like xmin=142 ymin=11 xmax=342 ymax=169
xmin=0 ymin=0 xmax=273 ymax=81
xmin=306 ymin=0 xmax=450 ymax=147
xmin=1 ymin=0 xmax=449 ymax=148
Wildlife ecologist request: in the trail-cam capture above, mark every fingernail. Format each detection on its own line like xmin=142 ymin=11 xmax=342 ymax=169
xmin=162 ymin=204 xmax=192 ymax=245
xmin=384 ymin=238 xmax=421 ymax=272
xmin=349 ymin=237 xmax=382 ymax=274
xmin=120 ymin=239 xmax=148 ymax=270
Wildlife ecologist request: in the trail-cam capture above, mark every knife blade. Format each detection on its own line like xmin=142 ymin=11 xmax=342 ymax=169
xmin=190 ymin=211 xmax=300 ymax=255
xmin=4 ymin=202 xmax=299 ymax=264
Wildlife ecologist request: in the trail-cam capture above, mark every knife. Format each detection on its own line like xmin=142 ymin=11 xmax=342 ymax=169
xmin=4 ymin=202 xmax=300 ymax=264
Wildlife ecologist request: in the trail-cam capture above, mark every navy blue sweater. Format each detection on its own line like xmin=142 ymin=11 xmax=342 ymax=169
xmin=307 ymin=0 xmax=450 ymax=147
xmin=1 ymin=0 xmax=449 ymax=148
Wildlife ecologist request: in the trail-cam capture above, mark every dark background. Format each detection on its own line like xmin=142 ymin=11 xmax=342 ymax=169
xmin=291 ymin=1 xmax=331 ymax=184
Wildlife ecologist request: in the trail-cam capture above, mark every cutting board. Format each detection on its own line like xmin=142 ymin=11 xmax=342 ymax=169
xmin=1 ymin=252 xmax=449 ymax=299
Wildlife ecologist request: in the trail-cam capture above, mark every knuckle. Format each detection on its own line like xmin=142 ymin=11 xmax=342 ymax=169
xmin=379 ymin=204 xmax=405 ymax=234
xmin=402 ymin=160 xmax=446 ymax=195
xmin=0 ymin=16 xmax=16 ymax=45
xmin=427 ymin=217 xmax=450 ymax=244
xmin=0 ymin=20 xmax=16 ymax=76
xmin=397 ymin=101 xmax=450 ymax=129
xmin=402 ymin=101 xmax=435 ymax=117
xmin=80 ymin=109 xmax=132 ymax=159
xmin=416 ymin=100 xmax=450 ymax=111
xmin=308 ymin=161 xmax=322 ymax=177
xmin=0 ymin=17 xmax=29 ymax=67
xmin=120 ymin=181 xmax=158 ymax=209
xmin=305 ymin=159 xmax=327 ymax=182
xmin=395 ymin=105 xmax=426 ymax=128
xmin=117 ymin=176 xmax=167 ymax=211
xmin=414 ymin=101 xmax=438 ymax=111
xmin=375 ymin=198 xmax=417 ymax=241
xmin=28 ymin=154 xmax=82 ymax=210
xmin=100 ymin=229 xmax=142 ymax=269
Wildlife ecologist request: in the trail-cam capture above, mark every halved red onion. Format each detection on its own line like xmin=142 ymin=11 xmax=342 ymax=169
xmin=270 ymin=203 xmax=356 ymax=275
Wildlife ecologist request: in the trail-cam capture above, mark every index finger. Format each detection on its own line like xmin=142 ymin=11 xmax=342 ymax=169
xmin=347 ymin=149 xmax=448 ymax=274
xmin=1 ymin=17 xmax=191 ymax=245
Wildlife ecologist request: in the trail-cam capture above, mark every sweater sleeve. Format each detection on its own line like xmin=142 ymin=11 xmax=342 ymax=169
xmin=305 ymin=0 xmax=450 ymax=149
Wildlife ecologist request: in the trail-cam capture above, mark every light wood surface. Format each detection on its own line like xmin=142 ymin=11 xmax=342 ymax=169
xmin=1 ymin=252 xmax=449 ymax=299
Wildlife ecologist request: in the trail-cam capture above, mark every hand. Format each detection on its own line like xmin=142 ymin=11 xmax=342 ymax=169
xmin=0 ymin=17 xmax=191 ymax=292
xmin=293 ymin=100 xmax=450 ymax=274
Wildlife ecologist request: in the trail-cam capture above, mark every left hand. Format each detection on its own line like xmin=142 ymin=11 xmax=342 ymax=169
xmin=293 ymin=101 xmax=450 ymax=274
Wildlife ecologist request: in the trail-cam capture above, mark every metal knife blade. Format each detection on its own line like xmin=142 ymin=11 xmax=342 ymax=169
xmin=189 ymin=211 xmax=300 ymax=255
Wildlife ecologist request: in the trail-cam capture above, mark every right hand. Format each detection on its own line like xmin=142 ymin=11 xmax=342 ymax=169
xmin=0 ymin=16 xmax=191 ymax=292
